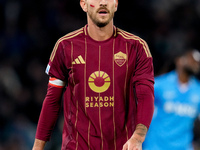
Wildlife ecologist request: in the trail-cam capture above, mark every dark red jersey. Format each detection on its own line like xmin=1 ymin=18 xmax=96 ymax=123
xmin=36 ymin=25 xmax=154 ymax=150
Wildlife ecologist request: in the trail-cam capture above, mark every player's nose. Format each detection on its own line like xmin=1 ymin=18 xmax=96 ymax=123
xmin=99 ymin=0 xmax=108 ymax=6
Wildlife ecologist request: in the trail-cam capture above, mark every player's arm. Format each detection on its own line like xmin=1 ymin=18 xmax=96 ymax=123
xmin=124 ymin=81 xmax=154 ymax=150
xmin=131 ymin=124 xmax=147 ymax=143
xmin=122 ymin=124 xmax=147 ymax=150
xmin=32 ymin=38 xmax=67 ymax=149
xmin=32 ymin=139 xmax=46 ymax=150
xmin=32 ymin=78 xmax=65 ymax=150
xmin=123 ymin=81 xmax=153 ymax=150
xmin=123 ymin=39 xmax=154 ymax=150
xmin=133 ymin=38 xmax=154 ymax=128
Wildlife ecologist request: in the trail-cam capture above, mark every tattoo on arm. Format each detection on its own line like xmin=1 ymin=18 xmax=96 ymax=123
xmin=135 ymin=124 xmax=147 ymax=137
xmin=132 ymin=124 xmax=148 ymax=143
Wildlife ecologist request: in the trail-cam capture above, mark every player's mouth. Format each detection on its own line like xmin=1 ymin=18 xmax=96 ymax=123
xmin=98 ymin=9 xmax=109 ymax=16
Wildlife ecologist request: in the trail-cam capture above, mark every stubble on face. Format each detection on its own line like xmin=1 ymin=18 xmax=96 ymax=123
xmin=87 ymin=4 xmax=115 ymax=27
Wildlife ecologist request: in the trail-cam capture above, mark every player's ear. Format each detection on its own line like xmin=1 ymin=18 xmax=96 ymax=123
xmin=80 ymin=0 xmax=87 ymax=12
xmin=114 ymin=0 xmax=118 ymax=12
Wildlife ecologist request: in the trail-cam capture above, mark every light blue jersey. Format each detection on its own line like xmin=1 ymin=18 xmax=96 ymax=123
xmin=143 ymin=71 xmax=200 ymax=150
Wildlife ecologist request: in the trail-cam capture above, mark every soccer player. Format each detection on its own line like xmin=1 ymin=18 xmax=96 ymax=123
xmin=32 ymin=0 xmax=154 ymax=150
xmin=143 ymin=48 xmax=200 ymax=150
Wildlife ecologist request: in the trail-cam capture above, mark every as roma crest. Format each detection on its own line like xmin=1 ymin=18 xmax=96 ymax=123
xmin=114 ymin=51 xmax=127 ymax=67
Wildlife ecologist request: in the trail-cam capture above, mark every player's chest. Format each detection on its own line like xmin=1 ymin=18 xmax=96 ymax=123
xmin=67 ymin=41 xmax=136 ymax=84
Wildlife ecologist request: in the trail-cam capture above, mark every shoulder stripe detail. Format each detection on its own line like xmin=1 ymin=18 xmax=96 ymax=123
xmin=117 ymin=29 xmax=152 ymax=57
xmin=50 ymin=28 xmax=84 ymax=61
xmin=49 ymin=77 xmax=65 ymax=88
xmin=117 ymin=29 xmax=151 ymax=57
xmin=118 ymin=28 xmax=135 ymax=36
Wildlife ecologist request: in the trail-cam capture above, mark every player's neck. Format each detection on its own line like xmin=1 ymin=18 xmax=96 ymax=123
xmin=87 ymin=20 xmax=114 ymax=41
xmin=177 ymin=68 xmax=190 ymax=84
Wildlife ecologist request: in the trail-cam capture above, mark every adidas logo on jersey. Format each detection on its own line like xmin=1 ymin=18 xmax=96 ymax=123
xmin=72 ymin=55 xmax=85 ymax=64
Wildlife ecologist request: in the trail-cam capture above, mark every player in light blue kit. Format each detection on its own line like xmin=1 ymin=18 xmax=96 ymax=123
xmin=144 ymin=48 xmax=200 ymax=150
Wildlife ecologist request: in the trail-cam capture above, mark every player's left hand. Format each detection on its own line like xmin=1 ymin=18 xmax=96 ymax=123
xmin=122 ymin=136 xmax=142 ymax=150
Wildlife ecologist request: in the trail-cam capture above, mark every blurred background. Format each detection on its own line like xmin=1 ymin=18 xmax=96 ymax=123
xmin=0 ymin=0 xmax=200 ymax=150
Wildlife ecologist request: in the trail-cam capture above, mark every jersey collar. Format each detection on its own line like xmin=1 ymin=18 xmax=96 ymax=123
xmin=83 ymin=24 xmax=117 ymax=38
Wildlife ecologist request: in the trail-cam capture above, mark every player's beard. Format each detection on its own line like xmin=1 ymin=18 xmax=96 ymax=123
xmin=88 ymin=8 xmax=115 ymax=28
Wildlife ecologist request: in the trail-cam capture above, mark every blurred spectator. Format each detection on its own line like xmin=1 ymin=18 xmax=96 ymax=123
xmin=143 ymin=39 xmax=200 ymax=150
